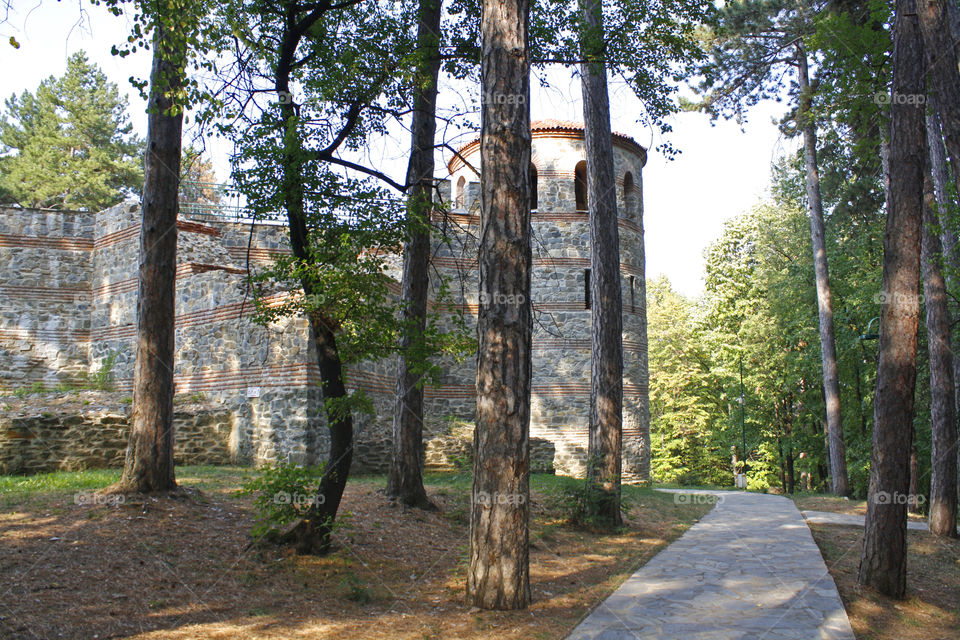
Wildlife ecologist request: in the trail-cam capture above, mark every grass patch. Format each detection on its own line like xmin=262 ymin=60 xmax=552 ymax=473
xmin=0 ymin=468 xmax=121 ymax=499
xmin=791 ymin=493 xmax=867 ymax=516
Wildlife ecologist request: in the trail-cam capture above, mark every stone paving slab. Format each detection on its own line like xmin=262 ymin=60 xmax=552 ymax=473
xmin=566 ymin=490 xmax=856 ymax=640
xmin=801 ymin=510 xmax=935 ymax=531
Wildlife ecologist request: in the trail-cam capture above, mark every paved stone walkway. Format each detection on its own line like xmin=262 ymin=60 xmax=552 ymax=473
xmin=801 ymin=510 xmax=931 ymax=531
xmin=566 ymin=490 xmax=856 ymax=640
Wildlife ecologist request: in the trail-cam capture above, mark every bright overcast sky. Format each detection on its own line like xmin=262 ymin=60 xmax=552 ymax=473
xmin=0 ymin=1 xmax=796 ymax=298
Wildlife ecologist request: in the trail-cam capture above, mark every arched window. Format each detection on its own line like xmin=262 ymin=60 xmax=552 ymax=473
xmin=575 ymin=161 xmax=588 ymax=211
xmin=584 ymin=268 xmax=591 ymax=309
xmin=530 ymin=163 xmax=538 ymax=211
xmin=623 ymin=172 xmax=635 ymax=219
xmin=455 ymin=176 xmax=466 ymax=209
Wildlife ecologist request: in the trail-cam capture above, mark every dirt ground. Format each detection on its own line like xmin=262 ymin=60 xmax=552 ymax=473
xmin=809 ymin=523 xmax=960 ymax=640
xmin=0 ymin=469 xmax=711 ymax=639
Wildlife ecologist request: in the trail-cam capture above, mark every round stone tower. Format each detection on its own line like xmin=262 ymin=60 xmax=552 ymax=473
xmin=429 ymin=119 xmax=650 ymax=481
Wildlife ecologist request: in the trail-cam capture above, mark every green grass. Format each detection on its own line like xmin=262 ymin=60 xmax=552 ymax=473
xmin=0 ymin=468 xmax=121 ymax=495
xmin=0 ymin=466 xmax=724 ymax=522
xmin=651 ymin=481 xmax=733 ymax=491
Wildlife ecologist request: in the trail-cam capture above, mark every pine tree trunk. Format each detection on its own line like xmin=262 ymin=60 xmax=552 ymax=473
xmin=858 ymin=0 xmax=926 ymax=599
xmin=386 ymin=0 xmax=443 ymax=511
xmin=926 ymin=105 xmax=960 ymax=517
xmin=797 ymin=47 xmax=848 ymax=496
xmin=119 ymin=19 xmax=184 ymax=494
xmin=580 ymin=0 xmax=622 ymax=527
xmin=918 ymin=0 xmax=960 ymax=200
xmin=908 ymin=439 xmax=921 ymax=515
xmin=921 ymin=154 xmax=959 ymax=536
xmin=467 ymin=0 xmax=532 ymax=610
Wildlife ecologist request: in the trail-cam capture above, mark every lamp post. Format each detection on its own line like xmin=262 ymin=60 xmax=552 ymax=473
xmin=736 ymin=356 xmax=747 ymax=489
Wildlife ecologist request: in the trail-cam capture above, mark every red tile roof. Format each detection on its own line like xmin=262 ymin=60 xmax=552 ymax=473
xmin=449 ymin=120 xmax=645 ymax=173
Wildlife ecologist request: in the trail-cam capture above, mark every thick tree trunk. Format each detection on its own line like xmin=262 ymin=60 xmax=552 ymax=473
xmin=386 ymin=0 xmax=443 ymax=510
xmin=467 ymin=0 xmax=532 ymax=611
xmin=119 ymin=21 xmax=184 ymax=494
xmin=580 ymin=0 xmax=622 ymax=527
xmin=922 ymin=158 xmax=959 ymax=536
xmin=797 ymin=47 xmax=848 ymax=497
xmin=858 ymin=0 xmax=926 ymax=599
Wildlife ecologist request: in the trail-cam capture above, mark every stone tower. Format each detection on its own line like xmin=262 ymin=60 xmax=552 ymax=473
xmin=428 ymin=120 xmax=651 ymax=480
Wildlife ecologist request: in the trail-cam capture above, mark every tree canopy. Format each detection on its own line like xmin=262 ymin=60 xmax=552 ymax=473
xmin=0 ymin=51 xmax=143 ymax=210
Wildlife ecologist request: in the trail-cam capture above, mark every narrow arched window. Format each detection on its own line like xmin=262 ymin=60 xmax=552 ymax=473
xmin=584 ymin=268 xmax=591 ymax=309
xmin=530 ymin=163 xmax=538 ymax=211
xmin=623 ymin=172 xmax=635 ymax=219
xmin=575 ymin=161 xmax=588 ymax=211
xmin=455 ymin=176 xmax=466 ymax=209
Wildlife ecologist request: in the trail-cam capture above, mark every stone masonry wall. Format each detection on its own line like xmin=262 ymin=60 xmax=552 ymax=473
xmin=0 ymin=209 xmax=94 ymax=389
xmin=0 ymin=394 xmax=237 ymax=475
xmin=0 ymin=126 xmax=651 ymax=481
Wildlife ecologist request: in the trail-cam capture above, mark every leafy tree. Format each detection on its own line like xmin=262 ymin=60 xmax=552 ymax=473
xmin=0 ymin=51 xmax=143 ymax=210
xmin=115 ymin=0 xmax=210 ymax=494
xmin=211 ymin=0 xmax=477 ymax=554
xmin=695 ymin=0 xmax=855 ymax=495
xmin=647 ymin=276 xmax=729 ymax=486
xmin=179 ymin=147 xmax=222 ymax=211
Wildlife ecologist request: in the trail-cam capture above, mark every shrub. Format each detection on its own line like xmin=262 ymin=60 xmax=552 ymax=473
xmin=551 ymin=473 xmax=633 ymax=530
xmin=239 ymin=461 xmax=327 ymax=541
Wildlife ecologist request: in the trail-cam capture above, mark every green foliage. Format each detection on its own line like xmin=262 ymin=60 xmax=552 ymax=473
xmin=647 ymin=276 xmax=731 ymax=486
xmin=239 ymin=461 xmax=328 ymax=540
xmin=87 ymin=349 xmax=122 ymax=391
xmin=0 ymin=52 xmax=143 ymax=210
xmin=444 ymin=0 xmax=715 ymax=156
xmin=338 ymin=571 xmax=373 ymax=604
xmin=216 ymin=0 xmax=471 ymax=413
xmin=550 ymin=472 xmax=633 ymax=530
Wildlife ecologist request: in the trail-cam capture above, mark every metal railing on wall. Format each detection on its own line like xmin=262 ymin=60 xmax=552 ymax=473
xmin=178 ymin=180 xmax=288 ymax=225
xmin=178 ymin=180 xmax=408 ymax=227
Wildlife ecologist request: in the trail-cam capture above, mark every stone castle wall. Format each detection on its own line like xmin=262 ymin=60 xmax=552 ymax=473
xmin=0 ymin=396 xmax=237 ymax=475
xmin=0 ymin=127 xmax=651 ymax=481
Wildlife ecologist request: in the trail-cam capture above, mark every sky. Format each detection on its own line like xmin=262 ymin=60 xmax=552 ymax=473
xmin=0 ymin=1 xmax=797 ymax=298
